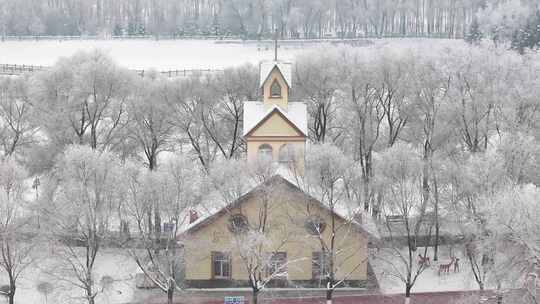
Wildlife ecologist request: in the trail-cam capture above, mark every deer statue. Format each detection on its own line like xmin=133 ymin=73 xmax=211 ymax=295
xmin=418 ymin=254 xmax=431 ymax=267
xmin=438 ymin=257 xmax=455 ymax=276
xmin=454 ymin=257 xmax=460 ymax=273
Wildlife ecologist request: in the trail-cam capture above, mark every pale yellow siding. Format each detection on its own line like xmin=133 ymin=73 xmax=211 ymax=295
xmin=263 ymin=68 xmax=289 ymax=110
xmin=250 ymin=113 xmax=302 ymax=137
xmin=183 ymin=183 xmax=368 ymax=283
xmin=245 ymin=110 xmax=306 ymax=172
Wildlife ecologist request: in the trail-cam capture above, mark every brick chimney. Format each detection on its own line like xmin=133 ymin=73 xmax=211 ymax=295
xmin=189 ymin=210 xmax=199 ymax=224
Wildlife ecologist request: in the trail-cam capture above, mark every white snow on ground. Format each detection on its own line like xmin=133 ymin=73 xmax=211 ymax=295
xmin=0 ymin=39 xmax=303 ymax=70
xmin=0 ymin=244 xmax=484 ymax=303
xmin=371 ymin=245 xmax=482 ymax=294
xmin=0 ymin=38 xmax=465 ymax=70
xmin=1 ymin=248 xmax=140 ymax=304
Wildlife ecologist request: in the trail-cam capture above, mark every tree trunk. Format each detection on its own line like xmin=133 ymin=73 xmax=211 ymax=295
xmin=87 ymin=284 xmax=95 ymax=304
xmin=8 ymin=289 xmax=14 ymax=304
xmin=252 ymin=288 xmax=259 ymax=304
xmin=167 ymin=286 xmax=174 ymax=304
xmin=148 ymin=151 xmax=156 ymax=170
xmin=433 ymin=174 xmax=440 ymax=261
xmin=363 ymin=175 xmax=370 ymax=212
xmin=8 ymin=276 xmax=15 ymax=304
xmin=326 ymin=288 xmax=333 ymax=304
xmin=415 ymin=144 xmax=431 ymax=238
xmin=404 ymin=284 xmax=412 ymax=304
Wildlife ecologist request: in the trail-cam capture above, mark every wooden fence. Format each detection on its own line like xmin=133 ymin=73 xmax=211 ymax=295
xmin=0 ymin=64 xmax=46 ymax=75
xmin=0 ymin=63 xmax=222 ymax=78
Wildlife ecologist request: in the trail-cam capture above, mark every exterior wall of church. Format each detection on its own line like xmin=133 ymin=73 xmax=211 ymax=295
xmin=246 ymin=139 xmax=305 ymax=172
xmin=245 ymin=112 xmax=306 ymax=172
xmin=263 ymin=68 xmax=289 ymax=110
xmin=182 ymin=184 xmax=369 ymax=288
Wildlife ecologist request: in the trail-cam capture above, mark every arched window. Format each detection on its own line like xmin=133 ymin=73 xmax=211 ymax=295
xmin=270 ymin=79 xmax=281 ymax=98
xmin=258 ymin=144 xmax=273 ymax=161
xmin=278 ymin=144 xmax=295 ymax=164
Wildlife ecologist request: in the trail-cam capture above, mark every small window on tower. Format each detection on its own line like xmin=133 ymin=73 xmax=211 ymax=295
xmin=270 ymin=79 xmax=281 ymax=98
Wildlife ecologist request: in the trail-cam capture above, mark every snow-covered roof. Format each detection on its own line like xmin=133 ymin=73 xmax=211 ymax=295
xmin=181 ymin=175 xmax=379 ymax=241
xmin=243 ymin=102 xmax=307 ymax=136
xmin=259 ymin=60 xmax=292 ymax=88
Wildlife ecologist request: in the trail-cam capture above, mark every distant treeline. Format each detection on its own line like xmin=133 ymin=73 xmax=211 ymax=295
xmin=0 ymin=0 xmax=535 ymax=40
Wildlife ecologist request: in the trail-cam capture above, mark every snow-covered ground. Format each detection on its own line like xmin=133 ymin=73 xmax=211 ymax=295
xmin=3 ymin=248 xmax=140 ymax=304
xmin=0 ymin=38 xmax=465 ymax=70
xmin=0 ymin=244 xmax=484 ymax=304
xmin=371 ymin=245 xmax=482 ymax=294
xmin=0 ymin=39 xmax=304 ymax=70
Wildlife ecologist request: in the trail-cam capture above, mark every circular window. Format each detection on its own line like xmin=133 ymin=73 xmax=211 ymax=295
xmin=305 ymin=216 xmax=326 ymax=235
xmin=228 ymin=214 xmax=249 ymax=233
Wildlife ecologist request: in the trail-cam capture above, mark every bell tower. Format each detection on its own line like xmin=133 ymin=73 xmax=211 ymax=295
xmin=243 ymin=37 xmax=306 ymax=174
xmin=260 ymin=61 xmax=291 ymax=111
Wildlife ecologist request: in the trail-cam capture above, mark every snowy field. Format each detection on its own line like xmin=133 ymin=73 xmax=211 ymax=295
xmin=0 ymin=38 xmax=465 ymax=70
xmin=0 ymin=39 xmax=303 ymax=70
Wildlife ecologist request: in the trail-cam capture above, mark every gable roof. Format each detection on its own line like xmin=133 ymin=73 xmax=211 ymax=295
xmin=244 ymin=106 xmax=307 ymax=138
xmin=181 ymin=175 xmax=379 ymax=241
xmin=243 ymin=102 xmax=308 ymax=137
xmin=259 ymin=61 xmax=292 ymax=88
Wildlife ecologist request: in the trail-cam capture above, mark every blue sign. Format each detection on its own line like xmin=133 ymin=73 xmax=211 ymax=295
xmin=224 ymin=296 xmax=245 ymax=304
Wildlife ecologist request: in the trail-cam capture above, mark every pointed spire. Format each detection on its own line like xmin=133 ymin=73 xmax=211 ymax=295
xmin=274 ymin=29 xmax=278 ymax=61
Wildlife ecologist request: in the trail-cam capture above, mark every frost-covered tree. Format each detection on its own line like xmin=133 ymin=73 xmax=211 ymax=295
xmin=511 ymin=10 xmax=540 ymax=53
xmin=124 ymin=154 xmax=202 ymax=304
xmin=405 ymin=52 xmax=453 ymax=262
xmin=374 ymin=142 xmax=429 ymax=304
xmin=41 ymin=145 xmax=125 ymax=304
xmin=127 ymin=72 xmax=174 ymax=170
xmin=0 ymin=158 xmax=34 ymax=304
xmin=465 ymin=18 xmax=483 ymax=45
xmin=445 ymin=143 xmax=509 ymax=290
xmin=476 ymin=0 xmax=534 ymax=46
xmin=31 ymin=50 xmax=134 ymax=152
xmin=300 ymin=143 xmax=366 ymax=304
xmin=0 ymin=76 xmax=36 ymax=157
xmin=486 ymin=184 xmax=540 ymax=303
xmin=207 ymin=158 xmax=252 ymax=206
xmin=446 ymin=47 xmax=503 ymax=153
xmin=339 ymin=47 xmax=385 ymax=213
xmin=294 ymin=50 xmax=340 ymax=143
xmin=165 ymin=65 xmax=257 ymax=169
xmin=204 ymin=64 xmax=258 ymax=160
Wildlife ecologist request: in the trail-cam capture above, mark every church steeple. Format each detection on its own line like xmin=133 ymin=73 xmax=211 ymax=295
xmin=259 ymin=33 xmax=292 ymax=111
xmin=243 ymin=41 xmax=306 ymax=174
xmin=259 ymin=63 xmax=291 ymax=111
xmin=274 ymin=29 xmax=278 ymax=61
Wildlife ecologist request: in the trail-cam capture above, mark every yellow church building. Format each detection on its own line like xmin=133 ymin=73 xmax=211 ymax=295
xmin=181 ymin=60 xmax=375 ymax=289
